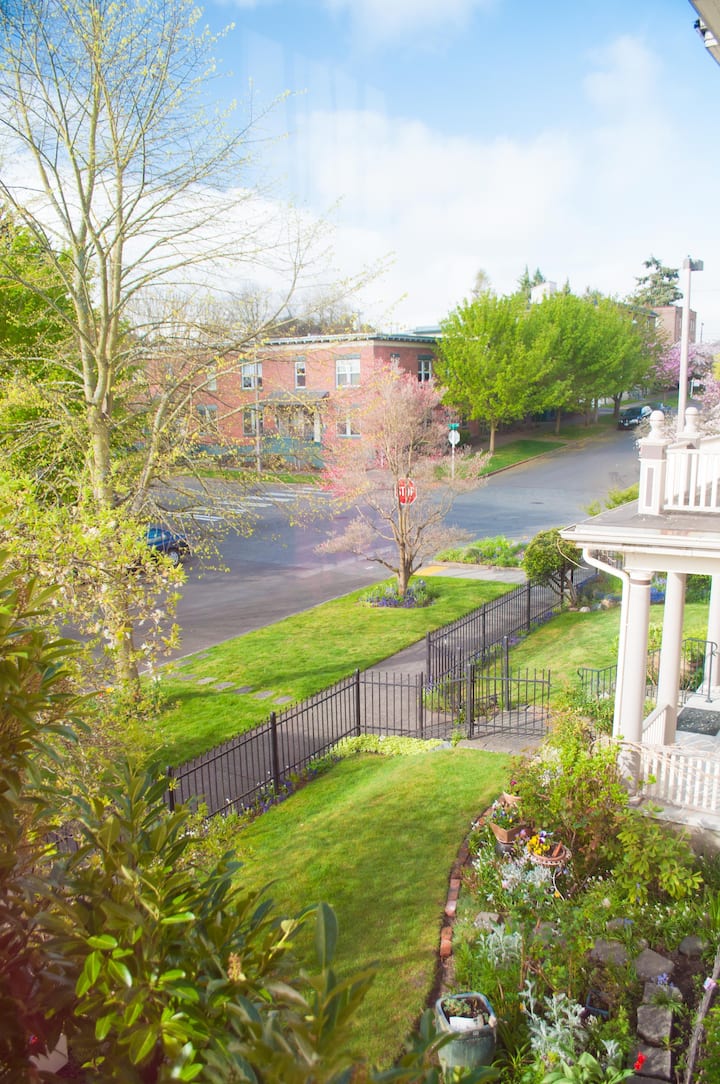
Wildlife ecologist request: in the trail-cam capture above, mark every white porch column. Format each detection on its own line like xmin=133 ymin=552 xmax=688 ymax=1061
xmin=657 ymin=571 xmax=686 ymax=743
xmin=707 ymin=574 xmax=720 ymax=687
xmin=613 ymin=571 xmax=653 ymax=743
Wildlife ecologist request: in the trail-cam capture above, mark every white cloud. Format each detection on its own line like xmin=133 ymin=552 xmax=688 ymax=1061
xmin=283 ymin=34 xmax=720 ymax=340
xmin=323 ymin=0 xmax=497 ymax=42
xmin=584 ymin=35 xmax=661 ymax=114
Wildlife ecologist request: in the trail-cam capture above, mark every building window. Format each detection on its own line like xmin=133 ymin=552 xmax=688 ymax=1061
xmin=295 ymin=358 xmax=306 ymax=388
xmin=242 ymin=361 xmax=262 ymax=389
xmin=336 ymin=414 xmax=360 ymax=438
xmin=243 ymin=407 xmax=263 ymax=436
xmin=390 ymin=352 xmax=401 ymax=370
xmin=196 ymin=403 xmax=218 ymax=428
xmin=206 ymin=363 xmax=218 ymax=392
xmin=336 ymin=355 xmax=361 ymax=387
xmin=418 ymin=355 xmax=433 ymax=382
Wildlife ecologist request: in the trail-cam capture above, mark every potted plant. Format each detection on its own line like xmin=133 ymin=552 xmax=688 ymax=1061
xmin=434 ymin=992 xmax=497 ymax=1073
xmin=526 ymin=830 xmax=570 ymax=867
xmin=487 ymin=798 xmax=524 ymax=844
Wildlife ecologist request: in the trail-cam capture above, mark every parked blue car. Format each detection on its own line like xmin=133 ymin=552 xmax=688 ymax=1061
xmin=145 ymin=525 xmax=189 ymax=567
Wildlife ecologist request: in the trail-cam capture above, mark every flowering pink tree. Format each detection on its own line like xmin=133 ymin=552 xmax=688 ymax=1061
xmin=651 ymin=341 xmax=717 ymax=389
xmin=318 ymin=367 xmax=488 ymax=595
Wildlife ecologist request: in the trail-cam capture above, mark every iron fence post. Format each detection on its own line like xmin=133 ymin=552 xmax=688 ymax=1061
xmin=466 ymin=662 xmax=475 ymax=739
xmin=269 ymin=712 xmax=281 ymax=790
xmin=526 ymin=581 xmax=531 ymax=632
xmin=355 ymin=669 xmax=362 ymax=735
xmin=166 ymin=765 xmax=175 ymax=812
xmin=418 ymin=673 xmax=424 ymax=739
xmin=503 ymin=636 xmax=511 ymax=710
xmin=425 ymin=631 xmax=431 ymax=682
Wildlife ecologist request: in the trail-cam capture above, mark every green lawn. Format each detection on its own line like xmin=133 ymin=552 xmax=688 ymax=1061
xmin=506 ymin=599 xmax=710 ymax=688
xmin=155 ymin=577 xmax=512 ymax=763
xmin=481 ymin=438 xmax=564 ymax=473
xmin=228 ymin=748 xmax=510 ymax=1068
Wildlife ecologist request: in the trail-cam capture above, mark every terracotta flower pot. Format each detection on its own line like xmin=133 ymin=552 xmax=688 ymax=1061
xmin=489 ymin=821 xmax=523 ymax=845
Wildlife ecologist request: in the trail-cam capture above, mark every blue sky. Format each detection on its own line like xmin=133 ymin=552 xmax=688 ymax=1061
xmin=201 ymin=0 xmax=720 ymax=337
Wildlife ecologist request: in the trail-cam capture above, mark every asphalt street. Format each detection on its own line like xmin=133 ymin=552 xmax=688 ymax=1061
xmin=170 ymin=428 xmax=642 ymax=658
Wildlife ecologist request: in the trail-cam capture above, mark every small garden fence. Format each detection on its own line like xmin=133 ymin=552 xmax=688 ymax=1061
xmin=167 ymin=652 xmax=552 ymax=818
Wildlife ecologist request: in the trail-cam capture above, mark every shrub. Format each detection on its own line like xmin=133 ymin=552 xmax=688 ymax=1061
xmin=437 ymin=535 xmax=525 ymax=567
xmin=361 ymin=578 xmax=436 ymax=608
xmin=511 ymin=714 xmax=629 ymax=882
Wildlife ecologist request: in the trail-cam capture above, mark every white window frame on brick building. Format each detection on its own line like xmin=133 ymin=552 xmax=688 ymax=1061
xmin=242 ymin=361 xmax=263 ymax=390
xmin=417 ymin=354 xmax=433 ymax=382
xmin=243 ymin=406 xmax=263 ymax=437
xmin=336 ymin=355 xmax=361 ymax=387
xmin=295 ymin=358 xmax=306 ymax=388
xmin=336 ymin=414 xmax=360 ymax=438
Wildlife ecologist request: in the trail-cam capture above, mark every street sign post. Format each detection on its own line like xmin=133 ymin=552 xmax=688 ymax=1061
xmin=448 ymin=424 xmax=460 ymax=477
xmin=397 ymin=477 xmax=417 ymax=505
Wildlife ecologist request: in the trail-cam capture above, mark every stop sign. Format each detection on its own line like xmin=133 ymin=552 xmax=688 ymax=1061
xmin=397 ymin=478 xmax=417 ymax=505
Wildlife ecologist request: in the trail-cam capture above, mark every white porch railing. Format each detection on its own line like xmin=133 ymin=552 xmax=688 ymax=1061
xmin=641 ymin=702 xmax=668 ymax=745
xmin=665 ymin=445 xmax=720 ymax=512
xmin=623 ymin=739 xmax=720 ymax=815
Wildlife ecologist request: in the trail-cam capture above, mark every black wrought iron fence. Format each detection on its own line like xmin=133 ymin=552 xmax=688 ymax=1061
xmin=425 ymin=567 xmax=595 ymax=681
xmin=166 ymin=571 xmax=605 ymax=819
xmin=167 ymin=658 xmax=552 ymax=817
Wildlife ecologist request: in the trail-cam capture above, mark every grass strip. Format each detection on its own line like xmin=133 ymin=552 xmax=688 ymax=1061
xmin=229 ymin=748 xmax=511 ymax=1067
xmin=480 ymin=438 xmax=565 ymax=474
xmin=156 ymin=577 xmax=512 ymax=763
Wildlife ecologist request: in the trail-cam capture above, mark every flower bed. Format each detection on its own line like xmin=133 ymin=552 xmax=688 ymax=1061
xmin=445 ymin=713 xmax=720 ymax=1081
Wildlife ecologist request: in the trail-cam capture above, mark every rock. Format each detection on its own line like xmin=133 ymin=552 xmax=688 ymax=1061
xmin=632 ymin=1043 xmax=672 ymax=1080
xmin=589 ymin=938 xmax=628 ymax=966
xmin=634 ymin=948 xmax=675 ymax=982
xmin=679 ymin=934 xmax=706 ymax=958
xmin=637 ymin=1003 xmax=673 ymax=1046
xmin=642 ymin=981 xmax=682 ymax=1005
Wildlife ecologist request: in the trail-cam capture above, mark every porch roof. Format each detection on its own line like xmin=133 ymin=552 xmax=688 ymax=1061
xmin=562 ymin=500 xmax=720 ymax=573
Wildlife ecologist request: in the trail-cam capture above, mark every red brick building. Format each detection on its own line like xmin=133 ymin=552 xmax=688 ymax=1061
xmin=191 ymin=331 xmax=439 ymax=459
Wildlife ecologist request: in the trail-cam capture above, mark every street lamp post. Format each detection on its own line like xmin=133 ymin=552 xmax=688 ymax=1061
xmin=677 ymin=257 xmax=703 ymax=436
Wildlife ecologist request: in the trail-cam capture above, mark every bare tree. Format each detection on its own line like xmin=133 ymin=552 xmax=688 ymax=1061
xmin=0 ymin=0 xmax=371 ymax=684
xmin=318 ymin=367 xmax=488 ymax=595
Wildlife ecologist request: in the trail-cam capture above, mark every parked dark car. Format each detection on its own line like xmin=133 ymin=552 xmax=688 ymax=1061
xmin=617 ymin=404 xmax=652 ymax=429
xmin=145 ymin=525 xmax=189 ymax=566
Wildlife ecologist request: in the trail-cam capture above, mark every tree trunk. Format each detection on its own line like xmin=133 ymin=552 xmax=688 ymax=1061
xmin=554 ymin=409 xmax=562 ymax=435
xmin=488 ymin=422 xmax=496 ymax=454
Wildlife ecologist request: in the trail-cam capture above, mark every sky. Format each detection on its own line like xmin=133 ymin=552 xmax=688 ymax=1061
xmin=199 ymin=0 xmax=720 ymax=337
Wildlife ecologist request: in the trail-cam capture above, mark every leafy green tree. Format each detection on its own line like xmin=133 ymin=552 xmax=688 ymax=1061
xmin=437 ymin=293 xmax=534 ymax=452
xmin=0 ymin=210 xmax=74 ymax=372
xmin=522 ymin=528 xmax=582 ymax=605
xmin=524 ymin=293 xmax=654 ymax=429
xmin=629 ymin=255 xmax=682 ymax=307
